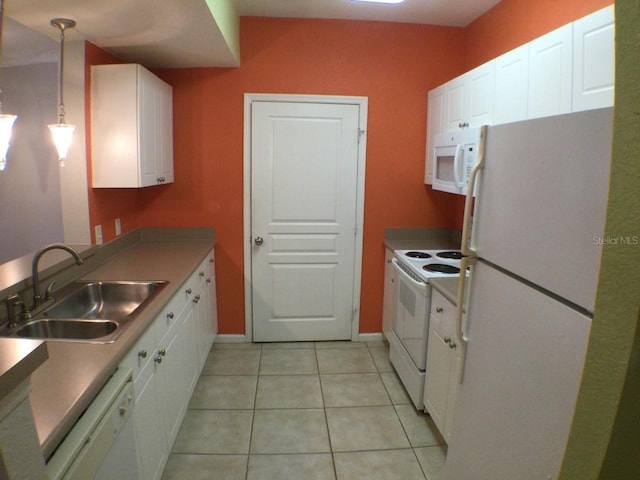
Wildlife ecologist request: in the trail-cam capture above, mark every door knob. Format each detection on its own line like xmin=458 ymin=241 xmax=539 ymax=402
xmin=254 ymin=236 xmax=264 ymax=246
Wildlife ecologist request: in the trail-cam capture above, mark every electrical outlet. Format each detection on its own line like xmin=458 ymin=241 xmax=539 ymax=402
xmin=95 ymin=225 xmax=103 ymax=245
xmin=115 ymin=218 xmax=122 ymax=236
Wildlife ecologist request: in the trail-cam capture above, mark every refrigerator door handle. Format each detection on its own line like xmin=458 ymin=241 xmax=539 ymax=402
xmin=456 ymin=256 xmax=477 ymax=384
xmin=452 ymin=144 xmax=464 ymax=188
xmin=461 ymin=125 xmax=488 ymax=256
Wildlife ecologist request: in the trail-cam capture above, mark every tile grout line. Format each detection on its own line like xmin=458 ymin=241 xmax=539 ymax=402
xmin=314 ymin=343 xmax=339 ymax=480
xmin=244 ymin=343 xmax=263 ymax=480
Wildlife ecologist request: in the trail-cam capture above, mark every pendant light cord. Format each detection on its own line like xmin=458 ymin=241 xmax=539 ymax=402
xmin=57 ymin=23 xmax=66 ymax=124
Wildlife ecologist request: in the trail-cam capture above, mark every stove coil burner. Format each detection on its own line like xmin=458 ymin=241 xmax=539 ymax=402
xmin=437 ymin=251 xmax=463 ymax=260
xmin=405 ymin=251 xmax=432 ymax=259
xmin=423 ymin=264 xmax=461 ymax=274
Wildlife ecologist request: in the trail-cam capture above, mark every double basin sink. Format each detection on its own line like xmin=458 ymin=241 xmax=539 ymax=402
xmin=1 ymin=280 xmax=168 ymax=343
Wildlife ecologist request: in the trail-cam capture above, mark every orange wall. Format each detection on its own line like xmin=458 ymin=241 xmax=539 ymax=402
xmin=452 ymin=0 xmax=614 ymax=228
xmin=85 ymin=42 xmax=141 ymax=243
xmin=135 ymin=18 xmax=465 ymax=334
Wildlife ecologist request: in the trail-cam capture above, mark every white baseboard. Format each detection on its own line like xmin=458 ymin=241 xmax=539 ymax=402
xmin=358 ymin=332 xmax=385 ymax=343
xmin=215 ymin=334 xmax=247 ymax=343
xmin=216 ymin=333 xmax=384 ymax=344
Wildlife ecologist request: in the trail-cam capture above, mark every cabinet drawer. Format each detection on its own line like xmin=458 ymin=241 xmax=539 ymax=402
xmin=430 ymin=290 xmax=456 ymax=337
xmin=154 ymin=290 xmax=188 ymax=344
xmin=120 ymin=321 xmax=157 ymax=385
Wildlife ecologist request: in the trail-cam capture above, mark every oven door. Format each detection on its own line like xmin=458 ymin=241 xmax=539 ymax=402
xmin=392 ymin=259 xmax=431 ymax=370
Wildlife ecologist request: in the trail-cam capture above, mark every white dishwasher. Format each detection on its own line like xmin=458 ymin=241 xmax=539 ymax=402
xmin=46 ymin=367 xmax=139 ymax=480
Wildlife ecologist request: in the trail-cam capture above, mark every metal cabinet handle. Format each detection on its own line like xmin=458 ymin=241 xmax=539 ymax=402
xmin=186 ymin=288 xmax=192 ymax=295
xmin=444 ymin=337 xmax=451 ymax=345
xmin=436 ymin=306 xmax=443 ymax=313
xmin=449 ymin=341 xmax=457 ymax=349
xmin=159 ymin=349 xmax=166 ymax=357
xmin=254 ymin=236 xmax=264 ymax=246
xmin=209 ymin=258 xmax=214 ymax=263
xmin=167 ymin=312 xmax=174 ymax=320
xmin=206 ymin=278 xmax=211 ymax=284
xmin=199 ymin=271 xmax=205 ymax=277
xmin=138 ymin=349 xmax=147 ymax=359
xmin=458 ymin=122 xmax=469 ymax=128
xmin=154 ymin=355 xmax=163 ymax=364
xmin=193 ymin=295 xmax=201 ymax=304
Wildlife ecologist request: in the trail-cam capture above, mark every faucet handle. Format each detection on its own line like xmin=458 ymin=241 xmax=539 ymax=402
xmin=5 ymin=294 xmax=24 ymax=328
xmin=45 ymin=281 xmax=58 ymax=301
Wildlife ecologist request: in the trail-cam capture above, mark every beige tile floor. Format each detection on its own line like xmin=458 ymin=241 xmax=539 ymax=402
xmin=162 ymin=341 xmax=446 ymax=480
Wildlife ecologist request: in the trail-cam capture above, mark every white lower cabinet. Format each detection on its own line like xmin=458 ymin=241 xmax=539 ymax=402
xmin=122 ymin=249 xmax=218 ymax=480
xmin=381 ymin=247 xmax=397 ymax=341
xmin=424 ymin=289 xmax=460 ymax=442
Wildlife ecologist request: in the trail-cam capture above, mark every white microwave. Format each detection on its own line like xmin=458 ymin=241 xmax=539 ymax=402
xmin=432 ymin=127 xmax=482 ymax=196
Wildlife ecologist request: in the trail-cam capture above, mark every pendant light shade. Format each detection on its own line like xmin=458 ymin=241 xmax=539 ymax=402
xmin=49 ymin=18 xmax=76 ymax=166
xmin=0 ymin=0 xmax=17 ymax=171
xmin=48 ymin=123 xmax=75 ymax=166
xmin=0 ymin=113 xmax=16 ymax=170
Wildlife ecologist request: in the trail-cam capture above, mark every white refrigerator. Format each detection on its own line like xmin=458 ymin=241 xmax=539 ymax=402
xmin=444 ymin=108 xmax=614 ymax=479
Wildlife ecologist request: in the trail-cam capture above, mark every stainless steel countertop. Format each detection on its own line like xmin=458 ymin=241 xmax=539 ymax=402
xmin=0 ymin=339 xmax=48 ymax=403
xmin=429 ymin=277 xmax=460 ymax=306
xmin=28 ymin=239 xmax=214 ymax=459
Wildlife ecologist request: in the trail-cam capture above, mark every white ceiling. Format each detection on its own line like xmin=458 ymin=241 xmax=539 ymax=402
xmin=4 ymin=0 xmax=501 ymax=69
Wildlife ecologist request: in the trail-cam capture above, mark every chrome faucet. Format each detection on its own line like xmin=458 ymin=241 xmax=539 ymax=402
xmin=32 ymin=243 xmax=84 ymax=307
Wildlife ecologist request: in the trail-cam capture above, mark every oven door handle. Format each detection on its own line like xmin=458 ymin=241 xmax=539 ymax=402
xmin=391 ymin=259 xmax=426 ymax=290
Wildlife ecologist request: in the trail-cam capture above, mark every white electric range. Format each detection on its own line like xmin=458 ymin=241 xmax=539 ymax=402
xmin=389 ymin=249 xmax=464 ymax=409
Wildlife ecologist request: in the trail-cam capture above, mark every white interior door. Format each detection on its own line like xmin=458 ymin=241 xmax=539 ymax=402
xmin=250 ymin=100 xmax=362 ymax=342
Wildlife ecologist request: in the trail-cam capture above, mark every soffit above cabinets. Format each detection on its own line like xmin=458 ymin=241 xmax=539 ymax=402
xmin=237 ymin=0 xmax=502 ymax=27
xmin=5 ymin=0 xmax=241 ymax=68
xmin=4 ymin=0 xmax=502 ymax=69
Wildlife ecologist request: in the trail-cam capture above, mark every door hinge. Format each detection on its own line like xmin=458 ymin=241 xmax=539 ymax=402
xmin=357 ymin=129 xmax=365 ymax=144
xmin=352 ymin=308 xmax=358 ymax=323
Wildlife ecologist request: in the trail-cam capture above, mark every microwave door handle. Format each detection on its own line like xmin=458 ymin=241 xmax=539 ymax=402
xmin=453 ymin=144 xmax=464 ymax=188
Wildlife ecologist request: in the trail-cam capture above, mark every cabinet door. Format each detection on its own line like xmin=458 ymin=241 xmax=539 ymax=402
xmin=139 ymin=66 xmax=159 ymax=187
xmin=494 ymin=44 xmax=529 ymax=124
xmin=194 ymin=280 xmax=211 ymax=367
xmin=528 ymin=24 xmax=572 ymax=119
xmin=182 ymin=306 xmax=201 ymax=396
xmin=467 ymin=61 xmax=495 ymax=127
xmin=424 ymin=318 xmax=452 ymax=436
xmin=445 ymin=74 xmax=467 ymax=132
xmin=443 ymin=343 xmax=461 ymax=442
xmin=572 ymin=5 xmax=615 ymax=112
xmin=133 ymin=362 xmax=166 ymax=480
xmin=155 ymin=324 xmax=188 ymax=449
xmin=157 ymin=79 xmax=174 ymax=184
xmin=207 ymin=254 xmax=219 ymax=343
xmin=381 ymin=248 xmax=397 ymax=340
xmin=425 ymin=85 xmax=445 ymax=184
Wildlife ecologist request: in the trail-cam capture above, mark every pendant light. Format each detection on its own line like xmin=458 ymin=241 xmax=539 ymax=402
xmin=48 ymin=18 xmax=75 ymax=167
xmin=0 ymin=0 xmax=17 ymax=171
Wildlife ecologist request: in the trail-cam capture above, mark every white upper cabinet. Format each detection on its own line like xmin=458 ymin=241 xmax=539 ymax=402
xmin=572 ymin=5 xmax=615 ymax=112
xmin=528 ymin=24 xmax=573 ymax=119
xmin=445 ymin=61 xmax=495 ymax=132
xmin=494 ymin=44 xmax=529 ymax=124
xmin=425 ymin=85 xmax=446 ymax=184
xmin=91 ymin=64 xmax=174 ymax=188
xmin=467 ymin=62 xmax=495 ymax=127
